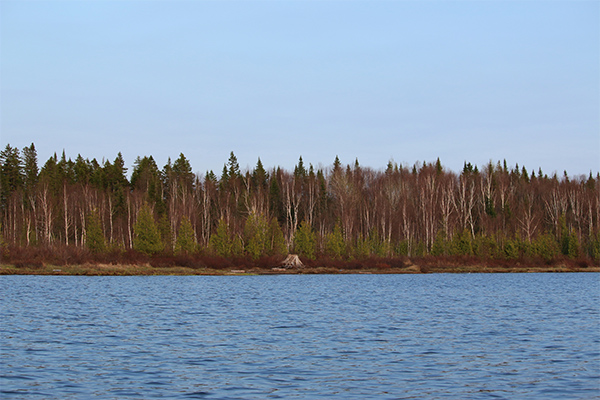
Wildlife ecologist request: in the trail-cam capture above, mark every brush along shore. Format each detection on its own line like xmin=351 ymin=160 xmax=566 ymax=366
xmin=1 ymin=255 xmax=597 ymax=276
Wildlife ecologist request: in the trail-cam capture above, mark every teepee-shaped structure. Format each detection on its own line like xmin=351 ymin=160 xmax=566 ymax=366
xmin=281 ymin=254 xmax=304 ymax=269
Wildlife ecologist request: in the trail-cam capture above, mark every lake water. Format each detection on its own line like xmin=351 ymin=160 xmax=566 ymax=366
xmin=1 ymin=273 xmax=599 ymax=399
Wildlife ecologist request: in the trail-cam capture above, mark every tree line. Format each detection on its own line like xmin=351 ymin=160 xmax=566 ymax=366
xmin=1 ymin=143 xmax=599 ymax=262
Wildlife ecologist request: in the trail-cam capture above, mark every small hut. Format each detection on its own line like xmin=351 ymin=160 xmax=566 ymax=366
xmin=280 ymin=254 xmax=304 ymax=269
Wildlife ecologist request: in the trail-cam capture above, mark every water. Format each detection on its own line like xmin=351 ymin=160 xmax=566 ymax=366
xmin=1 ymin=273 xmax=598 ymax=399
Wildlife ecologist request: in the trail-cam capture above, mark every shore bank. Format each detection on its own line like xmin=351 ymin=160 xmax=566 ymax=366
xmin=1 ymin=258 xmax=597 ymax=276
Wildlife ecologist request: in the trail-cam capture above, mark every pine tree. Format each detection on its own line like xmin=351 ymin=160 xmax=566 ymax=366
xmin=86 ymin=208 xmax=106 ymax=253
xmin=175 ymin=216 xmax=196 ymax=255
xmin=133 ymin=203 xmax=163 ymax=255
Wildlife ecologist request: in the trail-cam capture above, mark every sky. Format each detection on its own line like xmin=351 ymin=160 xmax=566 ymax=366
xmin=1 ymin=1 xmax=598 ymax=178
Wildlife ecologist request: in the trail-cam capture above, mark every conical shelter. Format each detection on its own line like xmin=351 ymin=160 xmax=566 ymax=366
xmin=281 ymin=254 xmax=304 ymax=269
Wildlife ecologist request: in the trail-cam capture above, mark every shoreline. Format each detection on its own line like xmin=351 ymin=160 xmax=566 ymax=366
xmin=1 ymin=260 xmax=598 ymax=276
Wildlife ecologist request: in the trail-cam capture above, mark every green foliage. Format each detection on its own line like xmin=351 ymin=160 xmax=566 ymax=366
xmin=22 ymin=143 xmax=39 ymax=194
xmin=431 ymin=231 xmax=447 ymax=256
xmin=252 ymin=158 xmax=268 ymax=190
xmin=227 ymin=151 xmax=241 ymax=179
xmin=562 ymin=230 xmax=580 ymax=259
xmin=449 ymin=229 xmax=473 ymax=256
xmin=294 ymin=221 xmax=316 ymax=259
xmin=210 ymin=219 xmax=232 ymax=257
xmin=472 ymin=234 xmax=499 ymax=258
xmin=172 ymin=153 xmax=195 ymax=191
xmin=325 ymin=223 xmax=345 ymax=258
xmin=586 ymin=232 xmax=600 ymax=261
xmin=268 ymin=218 xmax=287 ymax=256
xmin=175 ymin=216 xmax=196 ymax=255
xmin=534 ymin=233 xmax=560 ymax=262
xmin=413 ymin=241 xmax=426 ymax=257
xmin=353 ymin=236 xmax=370 ymax=258
xmin=269 ymin=169 xmax=284 ymax=223
xmin=244 ymin=212 xmax=269 ymax=259
xmin=133 ymin=203 xmax=163 ymax=255
xmin=503 ymin=237 xmax=520 ymax=259
xmin=518 ymin=239 xmax=535 ymax=258
xmin=0 ymin=144 xmax=23 ymax=210
xmin=158 ymin=214 xmax=173 ymax=252
xmin=396 ymin=240 xmax=409 ymax=256
xmin=86 ymin=208 xmax=106 ymax=253
xmin=484 ymin=196 xmax=496 ymax=217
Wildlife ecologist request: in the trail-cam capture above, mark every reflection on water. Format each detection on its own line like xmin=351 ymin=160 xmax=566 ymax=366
xmin=1 ymin=273 xmax=599 ymax=399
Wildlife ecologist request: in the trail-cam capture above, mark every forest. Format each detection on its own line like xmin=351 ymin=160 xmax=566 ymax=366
xmin=1 ymin=143 xmax=599 ymax=273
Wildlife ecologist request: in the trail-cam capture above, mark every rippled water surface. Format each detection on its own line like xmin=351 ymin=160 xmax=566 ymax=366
xmin=1 ymin=273 xmax=599 ymax=399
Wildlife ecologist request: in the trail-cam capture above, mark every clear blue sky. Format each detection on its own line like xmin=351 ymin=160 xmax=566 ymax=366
xmin=1 ymin=1 xmax=598 ymax=177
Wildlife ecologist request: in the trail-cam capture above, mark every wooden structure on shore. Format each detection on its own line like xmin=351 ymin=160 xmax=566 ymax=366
xmin=280 ymin=254 xmax=304 ymax=269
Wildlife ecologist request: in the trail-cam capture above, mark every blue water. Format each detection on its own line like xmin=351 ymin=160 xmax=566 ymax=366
xmin=1 ymin=273 xmax=598 ymax=399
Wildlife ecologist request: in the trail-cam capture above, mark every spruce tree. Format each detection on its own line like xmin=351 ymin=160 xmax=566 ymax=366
xmin=210 ymin=218 xmax=232 ymax=257
xmin=244 ymin=213 xmax=268 ymax=259
xmin=133 ymin=203 xmax=163 ymax=255
xmin=22 ymin=143 xmax=39 ymax=194
xmin=86 ymin=208 xmax=106 ymax=253
xmin=268 ymin=218 xmax=287 ymax=256
xmin=325 ymin=223 xmax=345 ymax=258
xmin=294 ymin=221 xmax=316 ymax=259
xmin=175 ymin=216 xmax=196 ymax=255
xmin=0 ymin=145 xmax=23 ymax=211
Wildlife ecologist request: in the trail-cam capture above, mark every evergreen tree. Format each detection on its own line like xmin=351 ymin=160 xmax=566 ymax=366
xmin=86 ymin=208 xmax=106 ymax=253
xmin=562 ymin=231 xmax=580 ymax=259
xmin=325 ymin=223 xmax=345 ymax=258
xmin=108 ymin=152 xmax=129 ymax=190
xmin=450 ymin=229 xmax=473 ymax=256
xmin=534 ymin=233 xmax=560 ymax=263
xmin=269 ymin=169 xmax=284 ymax=223
xmin=435 ymin=158 xmax=443 ymax=175
xmin=227 ymin=151 xmax=241 ymax=178
xmin=244 ymin=212 xmax=268 ymax=259
xmin=210 ymin=218 xmax=232 ymax=257
xmin=587 ymin=231 xmax=600 ymax=261
xmin=294 ymin=221 xmax=316 ymax=259
xmin=503 ymin=237 xmax=520 ymax=259
xmin=431 ymin=230 xmax=447 ymax=256
xmin=173 ymin=153 xmax=194 ymax=191
xmin=175 ymin=216 xmax=196 ymax=255
xmin=0 ymin=144 xmax=23 ymax=211
xmin=332 ymin=155 xmax=342 ymax=174
xmin=133 ymin=203 xmax=163 ymax=255
xmin=158 ymin=214 xmax=173 ymax=252
xmin=294 ymin=156 xmax=306 ymax=178
xmin=252 ymin=158 xmax=268 ymax=191
xmin=73 ymin=155 xmax=92 ymax=184
xmin=268 ymin=218 xmax=287 ymax=256
xmin=22 ymin=143 xmax=39 ymax=194
xmin=131 ymin=156 xmax=164 ymax=212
